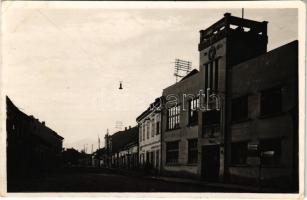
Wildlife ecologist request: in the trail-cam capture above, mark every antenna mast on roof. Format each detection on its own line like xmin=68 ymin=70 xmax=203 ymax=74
xmin=115 ymin=121 xmax=123 ymax=131
xmin=174 ymin=58 xmax=192 ymax=83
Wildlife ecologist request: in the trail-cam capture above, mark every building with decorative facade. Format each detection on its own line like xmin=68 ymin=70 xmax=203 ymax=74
xmin=136 ymin=97 xmax=162 ymax=170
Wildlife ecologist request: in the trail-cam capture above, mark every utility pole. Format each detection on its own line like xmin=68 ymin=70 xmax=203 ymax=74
xmin=98 ymin=134 xmax=100 ymax=150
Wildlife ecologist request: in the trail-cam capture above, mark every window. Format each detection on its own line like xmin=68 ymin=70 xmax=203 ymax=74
xmin=261 ymin=87 xmax=282 ymax=116
xmin=188 ymin=139 xmax=198 ymax=163
xmin=231 ymin=142 xmax=248 ymax=165
xmin=205 ymin=58 xmax=219 ymax=91
xmin=232 ymin=96 xmax=248 ymax=122
xmin=146 ymin=121 xmax=150 ymax=139
xmin=156 ymin=121 xmax=160 ymax=135
xmin=151 ymin=119 xmax=155 ymax=137
xmin=166 ymin=141 xmax=179 ymax=164
xmin=139 ymin=125 xmax=142 ymax=142
xmin=260 ymin=139 xmax=282 ymax=166
xmin=203 ymin=110 xmax=220 ymax=126
xmin=142 ymin=124 xmax=145 ymax=141
xmin=189 ymin=98 xmax=199 ymax=125
xmin=167 ymin=105 xmax=180 ymax=130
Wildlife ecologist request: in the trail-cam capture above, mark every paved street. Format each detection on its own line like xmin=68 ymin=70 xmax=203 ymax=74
xmin=8 ymin=170 xmax=245 ymax=192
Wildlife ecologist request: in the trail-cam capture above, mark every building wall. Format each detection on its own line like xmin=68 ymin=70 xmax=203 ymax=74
xmin=161 ymin=73 xmax=201 ymax=176
xmin=228 ymin=40 xmax=298 ymax=188
xmin=197 ymin=38 xmax=227 ymax=178
xmin=6 ymin=97 xmax=64 ymax=179
xmin=138 ymin=110 xmax=161 ymax=169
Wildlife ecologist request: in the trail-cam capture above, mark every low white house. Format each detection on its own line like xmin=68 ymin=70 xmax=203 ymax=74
xmin=137 ymin=97 xmax=162 ymax=170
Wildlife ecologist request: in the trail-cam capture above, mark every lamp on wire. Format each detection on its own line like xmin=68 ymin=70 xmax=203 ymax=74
xmin=119 ymin=81 xmax=123 ymax=90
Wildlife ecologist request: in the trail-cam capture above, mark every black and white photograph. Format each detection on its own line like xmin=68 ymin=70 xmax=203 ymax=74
xmin=0 ymin=1 xmax=305 ymax=198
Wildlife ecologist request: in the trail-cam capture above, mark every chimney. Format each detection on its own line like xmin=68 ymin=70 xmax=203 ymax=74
xmin=129 ymin=126 xmax=131 ymax=129
xmin=125 ymin=127 xmax=127 ymax=131
xmin=42 ymin=121 xmax=45 ymax=126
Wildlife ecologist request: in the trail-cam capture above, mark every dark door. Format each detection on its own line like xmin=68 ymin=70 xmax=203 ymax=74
xmin=201 ymin=145 xmax=220 ymax=181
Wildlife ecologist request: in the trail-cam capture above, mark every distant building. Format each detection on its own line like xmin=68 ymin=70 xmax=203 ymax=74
xmin=105 ymin=126 xmax=139 ymax=169
xmin=136 ymin=97 xmax=162 ymax=170
xmin=62 ymin=148 xmax=81 ymax=166
xmin=161 ymin=13 xmax=298 ymax=191
xmin=6 ymin=96 xmax=64 ymax=179
xmin=91 ymin=147 xmax=106 ymax=167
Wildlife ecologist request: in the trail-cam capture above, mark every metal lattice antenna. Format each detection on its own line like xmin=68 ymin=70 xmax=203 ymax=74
xmin=115 ymin=121 xmax=123 ymax=131
xmin=174 ymin=58 xmax=192 ymax=82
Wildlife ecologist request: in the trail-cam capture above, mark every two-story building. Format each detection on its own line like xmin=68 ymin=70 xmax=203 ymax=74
xmin=160 ymin=13 xmax=298 ymax=191
xmin=137 ymin=97 xmax=162 ymax=170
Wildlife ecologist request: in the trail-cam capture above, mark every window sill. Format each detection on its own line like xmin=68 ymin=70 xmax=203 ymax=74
xmin=187 ymin=123 xmax=198 ymax=127
xmin=166 ymin=127 xmax=181 ymax=132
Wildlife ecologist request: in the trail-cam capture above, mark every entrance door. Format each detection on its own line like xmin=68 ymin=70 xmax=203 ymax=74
xmin=201 ymin=145 xmax=220 ymax=181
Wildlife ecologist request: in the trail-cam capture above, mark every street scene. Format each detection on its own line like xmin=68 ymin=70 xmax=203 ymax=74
xmin=3 ymin=4 xmax=300 ymax=194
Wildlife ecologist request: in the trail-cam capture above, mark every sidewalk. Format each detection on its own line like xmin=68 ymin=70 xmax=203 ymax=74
xmin=98 ymin=167 xmax=287 ymax=193
xmin=145 ymin=175 xmax=285 ymax=193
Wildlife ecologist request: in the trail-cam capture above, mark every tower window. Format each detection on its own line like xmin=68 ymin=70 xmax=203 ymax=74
xmin=203 ymin=110 xmax=220 ymax=126
xmin=205 ymin=58 xmax=219 ymax=91
xmin=188 ymin=98 xmax=199 ymax=126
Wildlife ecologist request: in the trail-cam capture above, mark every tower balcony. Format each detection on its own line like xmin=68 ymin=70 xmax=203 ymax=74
xmin=198 ymin=13 xmax=268 ymax=51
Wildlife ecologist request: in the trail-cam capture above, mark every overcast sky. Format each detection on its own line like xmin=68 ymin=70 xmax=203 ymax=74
xmin=2 ymin=3 xmax=298 ymax=151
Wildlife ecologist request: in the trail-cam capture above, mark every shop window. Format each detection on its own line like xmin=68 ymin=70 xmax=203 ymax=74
xmin=166 ymin=141 xmax=179 ymax=164
xmin=231 ymin=142 xmax=248 ymax=165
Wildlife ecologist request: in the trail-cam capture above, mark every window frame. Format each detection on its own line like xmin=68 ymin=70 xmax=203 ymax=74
xmin=167 ymin=105 xmax=181 ymax=131
xmin=188 ymin=97 xmax=199 ymax=126
xmin=156 ymin=121 xmax=160 ymax=135
xmin=166 ymin=141 xmax=179 ymax=164
xmin=260 ymin=87 xmax=283 ymax=117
